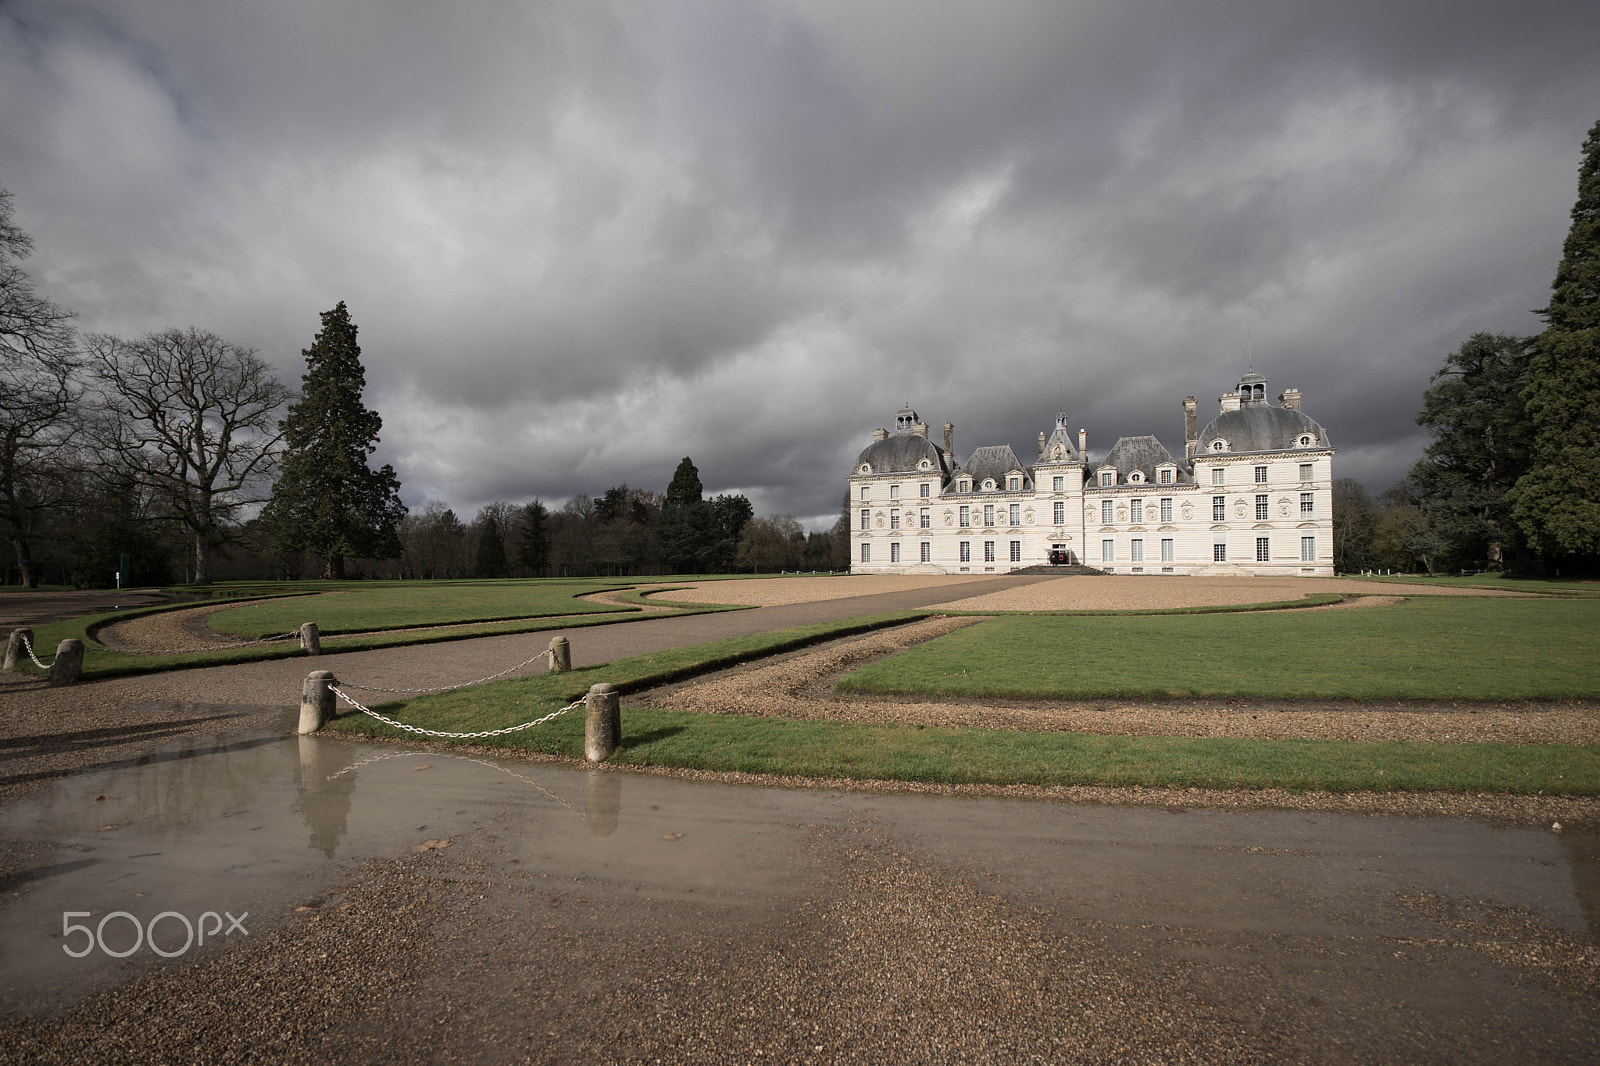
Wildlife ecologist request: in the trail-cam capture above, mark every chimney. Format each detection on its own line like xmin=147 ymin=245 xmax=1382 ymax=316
xmin=872 ymin=427 xmax=888 ymax=442
xmin=1219 ymin=391 xmax=1241 ymax=413
xmin=943 ymin=421 xmax=954 ymax=457
xmin=1037 ymin=430 xmax=1047 ymax=457
xmin=1278 ymin=388 xmax=1302 ymax=411
xmin=1078 ymin=428 xmax=1087 ymax=458
xmin=1183 ymin=396 xmax=1198 ymax=460
xmin=912 ymin=420 xmax=929 ymax=437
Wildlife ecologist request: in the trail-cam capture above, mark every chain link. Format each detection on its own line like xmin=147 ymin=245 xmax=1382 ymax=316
xmin=193 ymin=630 xmax=299 ymax=651
xmin=20 ymin=633 xmax=52 ymax=670
xmin=329 ymin=684 xmax=588 ymax=739
xmin=336 ymin=649 xmax=551 ymax=695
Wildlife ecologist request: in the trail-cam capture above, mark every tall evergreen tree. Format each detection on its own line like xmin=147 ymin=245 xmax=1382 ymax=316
xmin=655 ymin=456 xmax=719 ymax=573
xmin=1509 ymin=119 xmax=1600 ymax=565
xmin=263 ymin=302 xmax=406 ymax=579
xmin=1408 ymin=332 xmax=1534 ymax=568
xmin=473 ymin=507 xmax=507 ymax=578
xmin=518 ymin=499 xmax=549 ymax=576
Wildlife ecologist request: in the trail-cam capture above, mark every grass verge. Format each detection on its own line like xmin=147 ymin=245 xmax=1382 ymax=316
xmin=839 ymin=596 xmax=1600 ymax=701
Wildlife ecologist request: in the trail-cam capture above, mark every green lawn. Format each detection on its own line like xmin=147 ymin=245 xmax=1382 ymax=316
xmin=207 ymin=580 xmax=632 ymax=637
xmin=321 ymin=614 xmax=1600 ymax=795
xmin=838 ymin=596 xmax=1600 ymax=701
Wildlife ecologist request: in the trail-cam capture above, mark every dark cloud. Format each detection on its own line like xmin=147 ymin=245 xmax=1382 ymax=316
xmin=1 ymin=0 xmax=1595 ymax=525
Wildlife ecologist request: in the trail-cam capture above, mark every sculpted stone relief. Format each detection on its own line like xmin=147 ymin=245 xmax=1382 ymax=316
xmin=1233 ymin=499 xmax=1248 ymax=519
xmin=944 ymin=510 xmax=954 ymax=526
xmin=1277 ymin=499 xmax=1292 ymax=517
xmin=1180 ymin=502 xmax=1194 ymax=521
xmin=1023 ymin=508 xmax=1034 ymax=524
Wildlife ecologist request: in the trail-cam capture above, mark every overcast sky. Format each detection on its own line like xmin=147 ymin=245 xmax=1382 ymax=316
xmin=3 ymin=1 xmax=1596 ymax=528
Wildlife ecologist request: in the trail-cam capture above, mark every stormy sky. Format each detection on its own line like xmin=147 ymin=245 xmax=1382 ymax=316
xmin=3 ymin=1 xmax=1596 ymax=528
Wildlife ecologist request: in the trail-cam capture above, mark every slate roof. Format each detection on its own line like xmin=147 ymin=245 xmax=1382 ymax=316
xmin=1038 ymin=414 xmax=1079 ymax=463
xmin=1098 ymin=435 xmax=1190 ymax=484
xmin=1198 ymin=405 xmax=1331 ymax=454
xmin=962 ymin=445 xmax=1031 ymax=490
xmin=854 ymin=433 xmax=950 ymax=476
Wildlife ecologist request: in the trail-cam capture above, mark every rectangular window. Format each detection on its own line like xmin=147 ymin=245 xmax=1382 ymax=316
xmin=1008 ymin=503 xmax=1020 ymax=526
xmin=1213 ymin=496 xmax=1226 ymax=521
xmin=1010 ymin=541 xmax=1021 ymax=562
xmin=983 ymin=540 xmax=995 ymax=562
xmin=890 ymin=509 xmax=899 ymax=529
xmin=890 ymin=484 xmax=899 ymax=499
xmin=1300 ymin=463 xmax=1313 ymax=481
xmin=860 ymin=508 xmax=870 ymax=530
xmin=1161 ymin=538 xmax=1174 ymax=562
xmin=1159 ymin=468 xmax=1173 ymax=484
xmin=1254 ymin=465 xmax=1268 ymax=484
xmin=1053 ymin=501 xmax=1064 ymax=525
xmin=1301 ymin=492 xmax=1314 ymax=515
xmin=1101 ymin=472 xmax=1114 ymax=486
xmin=1102 ymin=500 xmax=1114 ymax=524
xmin=1255 ymin=494 xmax=1268 ymax=521
xmin=1102 ymin=539 xmax=1114 ymax=562
xmin=1160 ymin=498 xmax=1172 ymax=523
xmin=890 ymin=542 xmax=900 ymax=563
xmin=1302 ymin=536 xmax=1316 ymax=562
xmin=1256 ymin=537 xmax=1270 ymax=562
xmin=1130 ymin=539 xmax=1144 ymax=562
xmin=959 ymin=480 xmax=970 ymax=493
xmin=1130 ymin=498 xmax=1143 ymax=523
xmin=860 ymin=486 xmax=869 ymax=500
xmin=920 ymin=541 xmax=931 ymax=563
xmin=1213 ymin=542 xmax=1227 ymax=562
xmin=1212 ymin=468 xmax=1225 ymax=486
xmin=1053 ymin=476 xmax=1064 ymax=492
xmin=920 ymin=483 xmax=930 ymax=498
xmin=984 ymin=504 xmax=995 ymax=527
xmin=920 ymin=508 xmax=930 ymax=529
xmin=861 ymin=544 xmax=870 ymax=563
xmin=959 ymin=505 xmax=970 ymax=528
xmin=960 ymin=540 xmax=971 ymax=562
xmin=1007 ymin=476 xmax=1021 ymax=491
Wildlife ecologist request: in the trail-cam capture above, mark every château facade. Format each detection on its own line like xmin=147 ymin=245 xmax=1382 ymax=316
xmin=849 ymin=372 xmax=1335 ymax=576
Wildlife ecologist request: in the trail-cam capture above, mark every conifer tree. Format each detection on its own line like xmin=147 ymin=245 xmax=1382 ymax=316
xmin=655 ymin=456 xmax=719 ymax=573
xmin=1510 ymin=119 xmax=1600 ymax=564
xmin=263 ymin=302 xmax=406 ymax=578
xmin=474 ymin=508 xmax=507 ymax=578
xmin=518 ymin=499 xmax=549 ymax=576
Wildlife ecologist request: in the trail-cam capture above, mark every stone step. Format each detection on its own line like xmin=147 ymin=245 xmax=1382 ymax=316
xmin=1007 ymin=564 xmax=1108 ymax=576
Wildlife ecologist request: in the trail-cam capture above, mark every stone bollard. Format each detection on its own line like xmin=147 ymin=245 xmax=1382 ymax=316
xmin=548 ymin=635 xmax=571 ymax=673
xmin=584 ymin=683 xmax=620 ymax=762
xmin=4 ymin=628 xmax=33 ymax=672
xmin=299 ymin=670 xmax=337 ymax=734
xmin=299 ymin=622 xmax=321 ymax=656
xmin=48 ymin=639 xmax=84 ymax=687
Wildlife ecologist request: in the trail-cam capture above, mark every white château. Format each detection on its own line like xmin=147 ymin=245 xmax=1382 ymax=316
xmin=849 ymin=371 xmax=1334 ymax=576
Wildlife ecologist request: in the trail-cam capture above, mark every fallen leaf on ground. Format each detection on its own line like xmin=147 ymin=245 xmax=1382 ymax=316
xmin=411 ymin=838 xmax=452 ymax=853
xmin=412 ymin=765 xmax=430 ymax=771
xmin=663 ymin=832 xmax=683 ymax=841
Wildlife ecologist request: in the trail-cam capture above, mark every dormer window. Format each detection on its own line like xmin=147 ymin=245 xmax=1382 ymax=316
xmin=1100 ymin=472 xmax=1114 ymax=487
xmin=1211 ymin=439 xmax=1228 ymax=452
xmin=1297 ymin=434 xmax=1314 ymax=447
xmin=958 ymin=479 xmax=970 ymax=493
xmin=1128 ymin=472 xmax=1144 ymax=484
xmin=1158 ymin=468 xmax=1173 ymax=484
xmin=1006 ymin=476 xmax=1021 ymax=491
xmin=919 ymin=458 xmax=933 ymax=470
xmin=859 ymin=463 xmax=872 ymax=474
xmin=982 ymin=479 xmax=996 ymax=491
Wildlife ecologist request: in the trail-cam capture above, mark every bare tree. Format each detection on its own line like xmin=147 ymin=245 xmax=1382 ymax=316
xmin=0 ymin=187 xmax=80 ymax=587
xmin=86 ymin=328 xmax=291 ymax=585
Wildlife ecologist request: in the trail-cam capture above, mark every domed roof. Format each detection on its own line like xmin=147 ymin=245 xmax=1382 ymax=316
xmin=1198 ymin=404 xmax=1331 ymax=455
xmin=853 ymin=433 xmax=948 ymax=476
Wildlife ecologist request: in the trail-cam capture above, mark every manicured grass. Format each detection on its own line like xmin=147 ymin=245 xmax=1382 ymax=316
xmin=207 ymin=581 xmax=631 ymax=637
xmin=18 ymin=579 xmax=741 ymax=680
xmin=321 ymin=616 xmax=1600 ymax=795
xmin=839 ymin=596 xmax=1600 ymax=701
xmin=933 ymin=593 xmax=1346 ymax=617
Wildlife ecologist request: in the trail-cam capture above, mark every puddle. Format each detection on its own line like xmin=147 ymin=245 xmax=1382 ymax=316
xmin=0 ymin=723 xmax=833 ymax=1011
xmin=3 ymin=714 xmax=1596 ymax=1021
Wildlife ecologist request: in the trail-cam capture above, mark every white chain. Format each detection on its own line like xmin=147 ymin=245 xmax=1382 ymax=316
xmin=194 ymin=630 xmax=299 ymax=650
xmin=329 ymin=685 xmax=588 ymax=739
xmin=19 ymin=633 xmax=52 ymax=670
xmin=336 ymin=649 xmax=551 ymax=694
